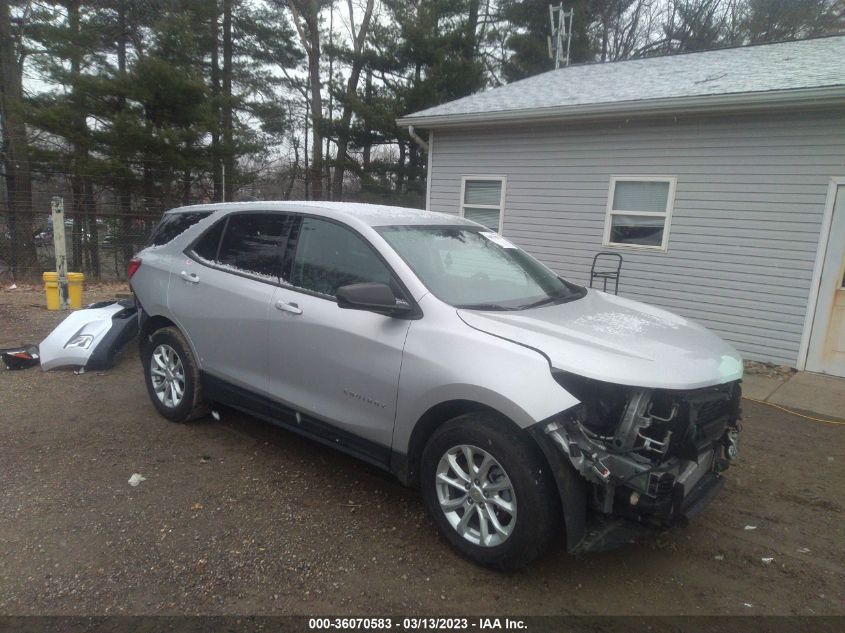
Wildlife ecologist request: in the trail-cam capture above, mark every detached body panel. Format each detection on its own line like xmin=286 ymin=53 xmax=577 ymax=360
xmin=39 ymin=300 xmax=138 ymax=371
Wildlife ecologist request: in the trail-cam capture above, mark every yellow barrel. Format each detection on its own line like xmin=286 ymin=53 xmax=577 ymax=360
xmin=42 ymin=271 xmax=85 ymax=310
xmin=43 ymin=272 xmax=60 ymax=310
xmin=67 ymin=272 xmax=85 ymax=309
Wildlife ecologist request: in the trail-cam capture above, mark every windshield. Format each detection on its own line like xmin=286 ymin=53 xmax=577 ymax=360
xmin=378 ymin=226 xmax=585 ymax=310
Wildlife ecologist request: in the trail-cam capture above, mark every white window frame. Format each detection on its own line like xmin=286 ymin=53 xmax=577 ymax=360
xmin=459 ymin=175 xmax=507 ymax=234
xmin=602 ymin=176 xmax=677 ymax=253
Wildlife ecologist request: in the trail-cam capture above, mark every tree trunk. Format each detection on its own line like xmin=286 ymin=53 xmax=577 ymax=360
xmin=464 ymin=0 xmax=480 ymax=60
xmin=396 ymin=140 xmax=406 ymax=193
xmin=325 ymin=4 xmax=334 ymax=200
xmin=362 ymin=68 xmax=372 ymax=170
xmin=210 ymin=3 xmax=222 ymax=201
xmin=408 ymin=133 xmax=418 ymax=186
xmin=71 ymin=176 xmax=83 ymax=271
xmin=307 ymin=44 xmax=323 ymax=200
xmin=117 ymin=0 xmax=134 ymax=270
xmin=284 ymin=137 xmax=299 ymax=201
xmin=0 ymin=0 xmax=35 ymax=278
xmin=143 ymin=163 xmax=154 ymax=215
xmin=289 ymin=1 xmax=323 ymax=200
xmin=330 ymin=0 xmax=375 ymax=200
xmin=68 ymin=0 xmax=89 ymax=273
xmin=84 ymin=178 xmax=99 ymax=277
xmin=303 ymin=102 xmax=310 ymax=200
xmin=183 ymin=168 xmax=191 ymax=205
xmin=222 ymin=0 xmax=234 ymax=201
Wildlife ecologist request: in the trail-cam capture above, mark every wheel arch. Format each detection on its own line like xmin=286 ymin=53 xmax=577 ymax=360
xmin=139 ymin=313 xmax=177 ymax=342
xmin=394 ymin=400 xmax=505 ymax=487
xmin=393 ymin=399 xmax=588 ymax=552
xmin=397 ymin=400 xmax=555 ymax=490
xmin=138 ymin=312 xmax=199 ymax=363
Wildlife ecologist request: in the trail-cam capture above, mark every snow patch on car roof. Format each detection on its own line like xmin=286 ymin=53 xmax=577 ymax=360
xmin=165 ymin=200 xmax=477 ymax=228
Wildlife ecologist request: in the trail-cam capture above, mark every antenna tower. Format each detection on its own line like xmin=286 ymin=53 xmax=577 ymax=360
xmin=548 ymin=4 xmax=574 ymax=69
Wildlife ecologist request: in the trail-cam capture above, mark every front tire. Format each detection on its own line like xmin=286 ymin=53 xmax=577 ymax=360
xmin=420 ymin=412 xmax=560 ymax=570
xmin=142 ymin=326 xmax=206 ymax=422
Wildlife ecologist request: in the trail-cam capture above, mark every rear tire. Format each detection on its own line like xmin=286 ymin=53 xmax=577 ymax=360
xmin=420 ymin=412 xmax=560 ymax=570
xmin=142 ymin=326 xmax=207 ymax=422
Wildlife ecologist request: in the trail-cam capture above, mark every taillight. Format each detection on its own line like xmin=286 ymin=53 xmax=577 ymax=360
xmin=127 ymin=257 xmax=142 ymax=280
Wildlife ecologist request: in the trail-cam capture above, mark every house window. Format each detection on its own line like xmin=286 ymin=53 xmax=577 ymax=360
xmin=460 ymin=176 xmax=506 ymax=233
xmin=603 ymin=177 xmax=676 ymax=251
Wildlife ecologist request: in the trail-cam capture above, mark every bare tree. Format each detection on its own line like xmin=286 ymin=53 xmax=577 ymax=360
xmin=591 ymin=0 xmax=666 ymax=61
xmin=659 ymin=0 xmax=741 ymax=53
xmin=330 ymin=0 xmax=375 ymax=200
xmin=288 ymin=0 xmax=325 ymax=200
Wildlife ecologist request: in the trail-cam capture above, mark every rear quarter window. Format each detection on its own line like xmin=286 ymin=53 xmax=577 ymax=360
xmin=192 ymin=218 xmax=226 ymax=261
xmin=148 ymin=212 xmax=211 ymax=246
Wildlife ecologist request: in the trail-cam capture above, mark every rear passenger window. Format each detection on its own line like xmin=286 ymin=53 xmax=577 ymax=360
xmin=291 ymin=218 xmax=392 ymax=297
xmin=195 ymin=213 xmax=290 ymax=280
xmin=149 ymin=212 xmax=210 ymax=246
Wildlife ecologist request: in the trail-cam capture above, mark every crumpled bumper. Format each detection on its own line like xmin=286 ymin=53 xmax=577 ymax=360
xmin=571 ymin=470 xmax=726 ymax=554
xmin=39 ymin=299 xmax=138 ymax=371
xmin=528 ymin=380 xmax=741 ymax=554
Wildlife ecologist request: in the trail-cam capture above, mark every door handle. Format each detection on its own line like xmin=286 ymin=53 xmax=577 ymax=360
xmin=180 ymin=270 xmax=200 ymax=284
xmin=275 ymin=300 xmax=302 ymax=315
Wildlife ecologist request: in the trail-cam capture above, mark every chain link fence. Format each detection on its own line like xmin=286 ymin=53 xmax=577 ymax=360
xmin=1 ymin=181 xmax=425 ymax=283
xmin=1 ymin=192 xmax=180 ymax=283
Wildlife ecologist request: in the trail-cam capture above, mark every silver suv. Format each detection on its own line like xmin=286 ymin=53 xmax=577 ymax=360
xmin=130 ymin=201 xmax=743 ymax=570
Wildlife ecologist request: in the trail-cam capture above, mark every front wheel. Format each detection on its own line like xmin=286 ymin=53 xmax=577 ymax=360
xmin=420 ymin=412 xmax=560 ymax=570
xmin=142 ymin=327 xmax=206 ymax=422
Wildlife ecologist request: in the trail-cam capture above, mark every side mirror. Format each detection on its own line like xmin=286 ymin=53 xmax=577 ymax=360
xmin=336 ymin=282 xmax=412 ymax=317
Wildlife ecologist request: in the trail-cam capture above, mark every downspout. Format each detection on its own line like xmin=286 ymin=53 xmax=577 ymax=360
xmin=407 ymin=125 xmax=429 ymax=152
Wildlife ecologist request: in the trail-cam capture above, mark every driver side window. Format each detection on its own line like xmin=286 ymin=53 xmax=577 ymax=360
xmin=290 ymin=218 xmax=392 ymax=297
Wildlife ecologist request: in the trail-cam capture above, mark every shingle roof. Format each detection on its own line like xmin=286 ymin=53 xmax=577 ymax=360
xmin=399 ymin=35 xmax=845 ymax=127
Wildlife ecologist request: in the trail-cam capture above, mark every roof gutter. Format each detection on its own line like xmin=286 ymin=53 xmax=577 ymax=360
xmin=397 ymin=86 xmax=845 ymax=128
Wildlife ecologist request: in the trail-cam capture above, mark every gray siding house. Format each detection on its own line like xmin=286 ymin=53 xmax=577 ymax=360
xmin=399 ymin=36 xmax=845 ymax=376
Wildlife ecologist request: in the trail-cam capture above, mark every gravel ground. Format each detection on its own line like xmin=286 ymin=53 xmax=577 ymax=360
xmin=1 ymin=285 xmax=843 ymax=616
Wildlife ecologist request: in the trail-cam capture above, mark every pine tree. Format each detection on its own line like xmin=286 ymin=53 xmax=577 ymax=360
xmin=744 ymin=0 xmax=842 ymax=43
xmin=349 ymin=0 xmax=485 ymax=201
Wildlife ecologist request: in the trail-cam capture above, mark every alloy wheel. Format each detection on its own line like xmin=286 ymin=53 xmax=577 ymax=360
xmin=150 ymin=344 xmax=186 ymax=408
xmin=435 ymin=444 xmax=517 ymax=547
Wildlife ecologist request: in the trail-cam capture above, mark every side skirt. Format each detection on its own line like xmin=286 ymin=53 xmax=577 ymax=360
xmin=202 ymin=373 xmax=394 ymax=472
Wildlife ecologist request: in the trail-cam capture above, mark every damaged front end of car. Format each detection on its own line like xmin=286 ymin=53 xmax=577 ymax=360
xmin=532 ymin=371 xmax=742 ymax=554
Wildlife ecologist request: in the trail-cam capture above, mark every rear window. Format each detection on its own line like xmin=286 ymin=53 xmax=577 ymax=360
xmin=148 ymin=212 xmax=211 ymax=246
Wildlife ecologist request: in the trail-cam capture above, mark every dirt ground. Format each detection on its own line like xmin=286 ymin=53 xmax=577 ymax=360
xmin=0 ymin=284 xmax=843 ymax=616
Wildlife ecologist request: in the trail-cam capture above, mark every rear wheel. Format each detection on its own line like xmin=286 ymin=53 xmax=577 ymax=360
xmin=420 ymin=412 xmax=560 ymax=570
xmin=142 ymin=327 xmax=206 ymax=422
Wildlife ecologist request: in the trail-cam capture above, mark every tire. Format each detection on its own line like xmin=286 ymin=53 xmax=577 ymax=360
xmin=420 ymin=412 xmax=560 ymax=570
xmin=142 ymin=326 xmax=207 ymax=422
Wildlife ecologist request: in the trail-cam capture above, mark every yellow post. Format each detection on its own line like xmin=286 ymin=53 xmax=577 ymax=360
xmin=43 ymin=272 xmax=60 ymax=310
xmin=67 ymin=272 xmax=85 ymax=309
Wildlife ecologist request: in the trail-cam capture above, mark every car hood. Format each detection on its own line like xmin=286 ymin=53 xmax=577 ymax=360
xmin=457 ymin=290 xmax=743 ymax=390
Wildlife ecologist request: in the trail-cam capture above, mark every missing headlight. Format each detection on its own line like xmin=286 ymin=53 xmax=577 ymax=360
xmin=552 ymin=371 xmax=630 ymax=437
